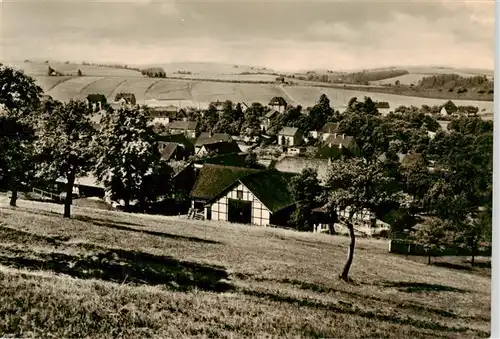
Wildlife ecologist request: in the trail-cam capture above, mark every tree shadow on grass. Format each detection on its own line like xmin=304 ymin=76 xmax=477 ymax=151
xmin=89 ymin=220 xmax=221 ymax=245
xmin=381 ymin=281 xmax=468 ymax=293
xmin=239 ymin=288 xmax=484 ymax=336
xmin=235 ymin=273 xmax=461 ymax=320
xmin=0 ymin=245 xmax=232 ymax=292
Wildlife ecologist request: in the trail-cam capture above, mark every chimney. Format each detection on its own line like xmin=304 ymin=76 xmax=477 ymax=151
xmin=342 ymin=134 xmax=345 ymax=139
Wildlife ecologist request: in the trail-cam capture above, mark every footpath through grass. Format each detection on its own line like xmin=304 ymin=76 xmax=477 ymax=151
xmin=0 ymin=198 xmax=491 ymax=338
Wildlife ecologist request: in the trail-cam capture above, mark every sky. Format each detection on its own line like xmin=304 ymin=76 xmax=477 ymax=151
xmin=0 ymin=0 xmax=495 ymax=72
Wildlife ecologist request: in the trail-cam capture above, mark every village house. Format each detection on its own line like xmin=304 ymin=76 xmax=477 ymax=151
xmin=194 ymin=132 xmax=232 ymax=154
xmin=319 ymin=122 xmax=339 ymax=141
xmin=190 ymin=165 xmax=296 ymax=226
xmin=196 ymin=140 xmax=241 ymax=157
xmin=277 ymin=127 xmax=302 ymax=146
xmin=166 ymin=120 xmax=198 ymax=138
xmin=268 ymin=96 xmax=288 ymax=113
xmin=287 ymin=147 xmax=306 ymax=156
xmin=260 ymin=109 xmax=280 ymax=132
xmin=315 ymin=134 xmax=361 ymax=159
xmin=149 ymin=106 xmax=188 ymax=125
xmin=158 ymin=133 xmax=194 ymax=158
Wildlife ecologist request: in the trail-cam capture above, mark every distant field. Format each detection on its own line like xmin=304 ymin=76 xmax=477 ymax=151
xmin=5 ymin=61 xmax=142 ymax=77
xmin=166 ymin=73 xmax=278 ymax=82
xmin=0 ymin=197 xmax=491 ymax=338
xmin=38 ymin=76 xmax=494 ymax=114
xmin=7 ymin=61 xmax=494 ymax=114
xmin=371 ymin=74 xmax=432 ymax=86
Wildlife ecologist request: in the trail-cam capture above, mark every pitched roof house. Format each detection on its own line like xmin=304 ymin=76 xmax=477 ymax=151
xmin=277 ymin=127 xmax=302 ymax=146
xmin=166 ymin=120 xmax=198 ymax=138
xmin=260 ymin=109 xmax=280 ymax=132
xmin=190 ymin=165 xmax=296 ymax=226
xmin=194 ymin=132 xmax=232 ymax=153
xmin=196 ymin=141 xmax=241 ymax=157
xmin=268 ymin=96 xmax=288 ymax=110
xmin=315 ymin=134 xmax=361 ymax=159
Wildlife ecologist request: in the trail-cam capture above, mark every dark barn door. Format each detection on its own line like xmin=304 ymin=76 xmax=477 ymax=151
xmin=228 ymin=199 xmax=252 ymax=224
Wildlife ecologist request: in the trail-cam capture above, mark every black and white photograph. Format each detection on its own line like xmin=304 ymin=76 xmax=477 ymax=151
xmin=0 ymin=0 xmax=497 ymax=338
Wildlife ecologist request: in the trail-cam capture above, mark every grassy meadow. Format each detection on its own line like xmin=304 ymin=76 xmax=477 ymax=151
xmin=0 ymin=196 xmax=491 ymax=338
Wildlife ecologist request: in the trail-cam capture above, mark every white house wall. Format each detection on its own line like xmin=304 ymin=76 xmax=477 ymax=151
xmin=210 ymin=183 xmax=271 ymax=226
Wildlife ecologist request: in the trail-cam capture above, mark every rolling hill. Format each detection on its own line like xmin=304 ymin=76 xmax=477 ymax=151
xmin=5 ymin=61 xmax=495 ymax=115
xmin=0 ymin=197 xmax=491 ymax=338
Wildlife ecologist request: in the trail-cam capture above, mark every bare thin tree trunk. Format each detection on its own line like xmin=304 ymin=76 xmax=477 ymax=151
xmin=340 ymin=219 xmax=356 ymax=281
xmin=63 ymin=172 xmax=75 ymax=218
xmin=9 ymin=180 xmax=18 ymax=207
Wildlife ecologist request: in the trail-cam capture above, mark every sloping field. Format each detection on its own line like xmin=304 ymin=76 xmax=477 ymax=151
xmin=6 ymin=61 xmax=142 ymax=77
xmin=77 ymin=77 xmax=130 ymax=100
xmin=111 ymin=78 xmax=164 ymax=104
xmin=145 ymin=79 xmax=195 ymax=101
xmin=34 ymin=76 xmax=73 ymax=93
xmin=167 ymin=73 xmax=278 ymax=82
xmin=47 ymin=76 xmax=104 ymax=102
xmin=0 ymin=197 xmax=491 ymax=338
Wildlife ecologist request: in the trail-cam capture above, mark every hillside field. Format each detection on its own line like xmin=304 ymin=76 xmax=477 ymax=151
xmin=31 ymin=76 xmax=495 ymax=113
xmin=5 ymin=61 xmax=495 ymax=114
xmin=0 ymin=196 xmax=491 ymax=338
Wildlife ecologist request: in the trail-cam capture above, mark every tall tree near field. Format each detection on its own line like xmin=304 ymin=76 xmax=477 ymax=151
xmin=411 ymin=217 xmax=455 ymax=265
xmin=0 ymin=64 xmax=43 ymax=206
xmin=289 ymin=168 xmax=322 ymax=231
xmin=324 ymin=158 xmax=410 ymax=281
xmin=455 ymin=207 xmax=492 ymax=266
xmin=94 ymin=106 xmax=172 ymax=211
xmin=35 ymin=100 xmax=96 ymax=217
xmin=0 ymin=117 xmax=36 ymax=206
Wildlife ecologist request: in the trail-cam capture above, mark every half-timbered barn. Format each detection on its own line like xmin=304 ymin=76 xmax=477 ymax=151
xmin=190 ymin=165 xmax=296 ymax=227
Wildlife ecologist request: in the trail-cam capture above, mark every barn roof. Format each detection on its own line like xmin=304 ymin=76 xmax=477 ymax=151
xmin=160 ymin=142 xmax=180 ymax=161
xmin=167 ymin=120 xmax=198 ymax=130
xmin=278 ymin=126 xmax=299 ymax=136
xmin=201 ymin=141 xmax=241 ymax=155
xmin=190 ymin=165 xmax=262 ymax=200
xmin=268 ymin=96 xmax=288 ymax=107
xmin=239 ymin=171 xmax=296 ymax=213
xmin=194 ymin=153 xmax=248 ymax=167
xmin=265 ymin=109 xmax=280 ymax=119
xmin=195 ymin=132 xmax=232 ymax=146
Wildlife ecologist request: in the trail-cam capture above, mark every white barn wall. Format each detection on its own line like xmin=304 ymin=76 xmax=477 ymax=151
xmin=210 ymin=182 xmax=271 ymax=226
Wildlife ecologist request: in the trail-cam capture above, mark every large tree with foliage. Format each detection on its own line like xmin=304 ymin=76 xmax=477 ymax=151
xmin=35 ymin=100 xmax=96 ymax=217
xmin=94 ymin=106 xmax=172 ymax=211
xmin=0 ymin=117 xmax=36 ymax=206
xmin=455 ymin=207 xmax=492 ymax=266
xmin=289 ymin=168 xmax=322 ymax=231
xmin=324 ymin=158 xmax=410 ymax=281
xmin=411 ymin=217 xmax=455 ymax=264
xmin=0 ymin=65 xmax=43 ymax=206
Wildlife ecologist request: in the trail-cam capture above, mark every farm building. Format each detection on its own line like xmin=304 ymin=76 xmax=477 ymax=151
xmin=54 ymin=175 xmax=105 ymax=198
xmin=194 ymin=132 xmax=232 ymax=153
xmin=166 ymin=121 xmax=198 ymax=138
xmin=160 ymin=142 xmax=187 ymax=162
xmin=315 ymin=134 xmax=361 ymax=159
xmin=194 ymin=153 xmax=248 ymax=170
xmin=149 ymin=106 xmax=187 ymax=125
xmin=260 ymin=109 xmax=280 ymax=132
xmin=268 ymin=96 xmax=288 ymax=113
xmin=275 ymin=156 xmax=331 ymax=185
xmin=158 ymin=133 xmax=194 ymax=158
xmin=196 ymin=141 xmax=241 ymax=157
xmin=190 ymin=165 xmax=296 ymax=226
xmin=277 ymin=127 xmax=302 ymax=146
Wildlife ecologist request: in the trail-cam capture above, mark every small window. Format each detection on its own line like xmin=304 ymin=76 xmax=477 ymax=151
xmin=236 ymin=190 xmax=243 ymax=200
